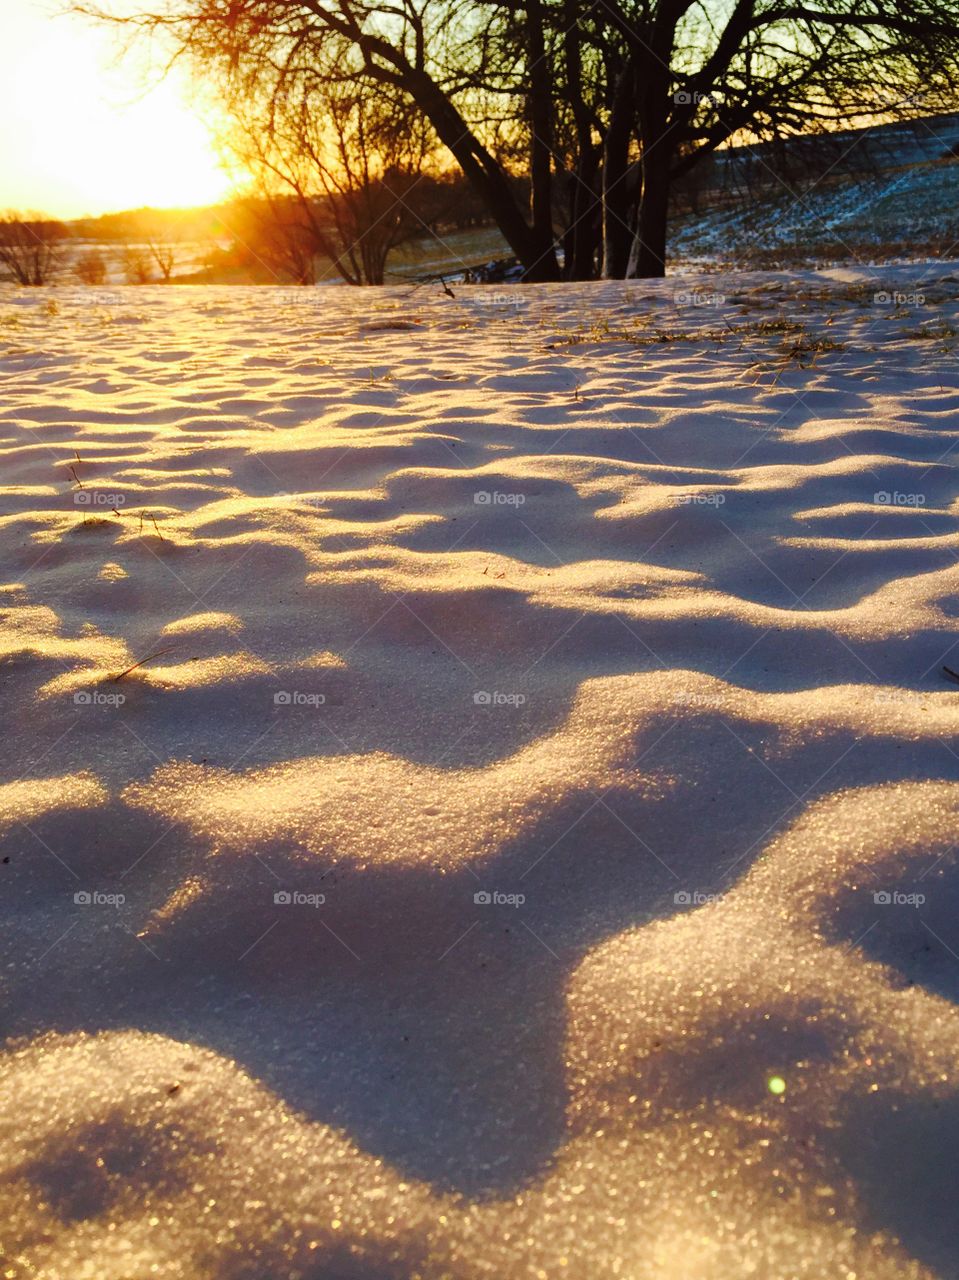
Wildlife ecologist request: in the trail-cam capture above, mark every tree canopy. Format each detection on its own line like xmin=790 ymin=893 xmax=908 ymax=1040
xmin=81 ymin=0 xmax=959 ymax=278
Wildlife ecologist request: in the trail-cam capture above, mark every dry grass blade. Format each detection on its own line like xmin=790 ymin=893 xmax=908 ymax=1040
xmin=138 ymin=511 xmax=165 ymax=540
xmin=110 ymin=645 xmax=177 ymax=683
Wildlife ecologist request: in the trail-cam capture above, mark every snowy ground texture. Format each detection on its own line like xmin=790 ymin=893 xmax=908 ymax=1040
xmin=670 ymin=158 xmax=959 ymax=266
xmin=3 ymin=267 xmax=959 ymax=1278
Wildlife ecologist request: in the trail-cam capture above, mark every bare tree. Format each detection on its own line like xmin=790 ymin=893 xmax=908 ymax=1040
xmin=73 ymin=247 xmax=108 ymax=285
xmin=123 ymin=245 xmax=154 ymax=283
xmin=79 ymin=0 xmax=959 ymax=278
xmin=226 ymin=50 xmax=437 ymax=284
xmin=146 ymin=235 xmax=178 ymax=281
xmin=595 ymin=0 xmax=959 ymax=276
xmin=0 ymin=212 xmax=66 ymax=285
xmin=77 ymin=1 xmax=562 ymax=279
xmin=226 ymin=192 xmax=322 ymax=284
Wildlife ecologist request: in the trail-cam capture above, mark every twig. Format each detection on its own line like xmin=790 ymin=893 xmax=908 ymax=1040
xmin=139 ymin=512 xmax=164 ymax=540
xmin=110 ymin=646 xmax=176 ymax=683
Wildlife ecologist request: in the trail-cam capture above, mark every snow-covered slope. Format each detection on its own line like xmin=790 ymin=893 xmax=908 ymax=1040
xmin=672 ymin=158 xmax=959 ymax=265
xmin=2 ymin=268 xmax=959 ymax=1277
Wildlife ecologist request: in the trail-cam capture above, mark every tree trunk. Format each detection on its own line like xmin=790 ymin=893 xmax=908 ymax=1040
xmin=601 ymin=59 xmax=636 ymax=278
xmin=563 ymin=150 xmax=601 ymax=280
xmin=527 ymin=0 xmax=554 ymax=246
xmin=631 ymin=142 xmax=671 ymax=278
xmin=405 ymin=69 xmax=559 ymax=280
xmin=562 ymin=6 xmax=601 ymax=280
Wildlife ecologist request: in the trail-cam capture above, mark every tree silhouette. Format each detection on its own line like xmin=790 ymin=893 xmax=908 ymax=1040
xmin=122 ymin=245 xmax=154 ymax=284
xmin=147 ymin=235 xmax=178 ymax=282
xmin=225 ymin=47 xmax=436 ymax=284
xmin=0 ymin=213 xmax=66 ymax=286
xmin=79 ymin=0 xmax=959 ymax=278
xmin=73 ymin=247 xmax=108 ymax=286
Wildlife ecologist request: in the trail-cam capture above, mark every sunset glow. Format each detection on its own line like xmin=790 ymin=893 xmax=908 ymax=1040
xmin=0 ymin=0 xmax=236 ymax=217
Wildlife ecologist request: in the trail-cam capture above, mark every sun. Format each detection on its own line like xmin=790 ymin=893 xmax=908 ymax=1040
xmin=0 ymin=1 xmax=238 ymax=217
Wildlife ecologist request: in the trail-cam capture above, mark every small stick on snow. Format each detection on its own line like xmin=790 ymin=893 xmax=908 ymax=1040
xmin=139 ymin=512 xmax=164 ymax=540
xmin=110 ymin=646 xmax=176 ymax=683
xmin=943 ymin=665 xmax=959 ymax=686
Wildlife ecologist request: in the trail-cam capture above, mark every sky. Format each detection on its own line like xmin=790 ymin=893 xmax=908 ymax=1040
xmin=0 ymin=0 xmax=237 ymax=218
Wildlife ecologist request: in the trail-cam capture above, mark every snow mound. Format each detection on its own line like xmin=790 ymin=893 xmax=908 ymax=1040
xmin=2 ymin=267 xmax=959 ymax=1276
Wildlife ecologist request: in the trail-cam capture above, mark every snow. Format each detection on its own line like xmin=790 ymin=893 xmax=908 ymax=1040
xmin=2 ymin=266 xmax=959 ymax=1277
xmin=671 ymin=159 xmax=959 ymax=265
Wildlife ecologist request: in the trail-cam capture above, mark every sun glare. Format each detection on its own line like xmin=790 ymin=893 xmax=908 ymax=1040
xmin=0 ymin=1 xmax=236 ymax=217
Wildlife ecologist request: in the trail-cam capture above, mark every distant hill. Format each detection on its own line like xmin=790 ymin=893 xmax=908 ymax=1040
xmin=669 ymin=113 xmax=959 ymax=267
xmin=716 ymin=111 xmax=959 ymax=185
